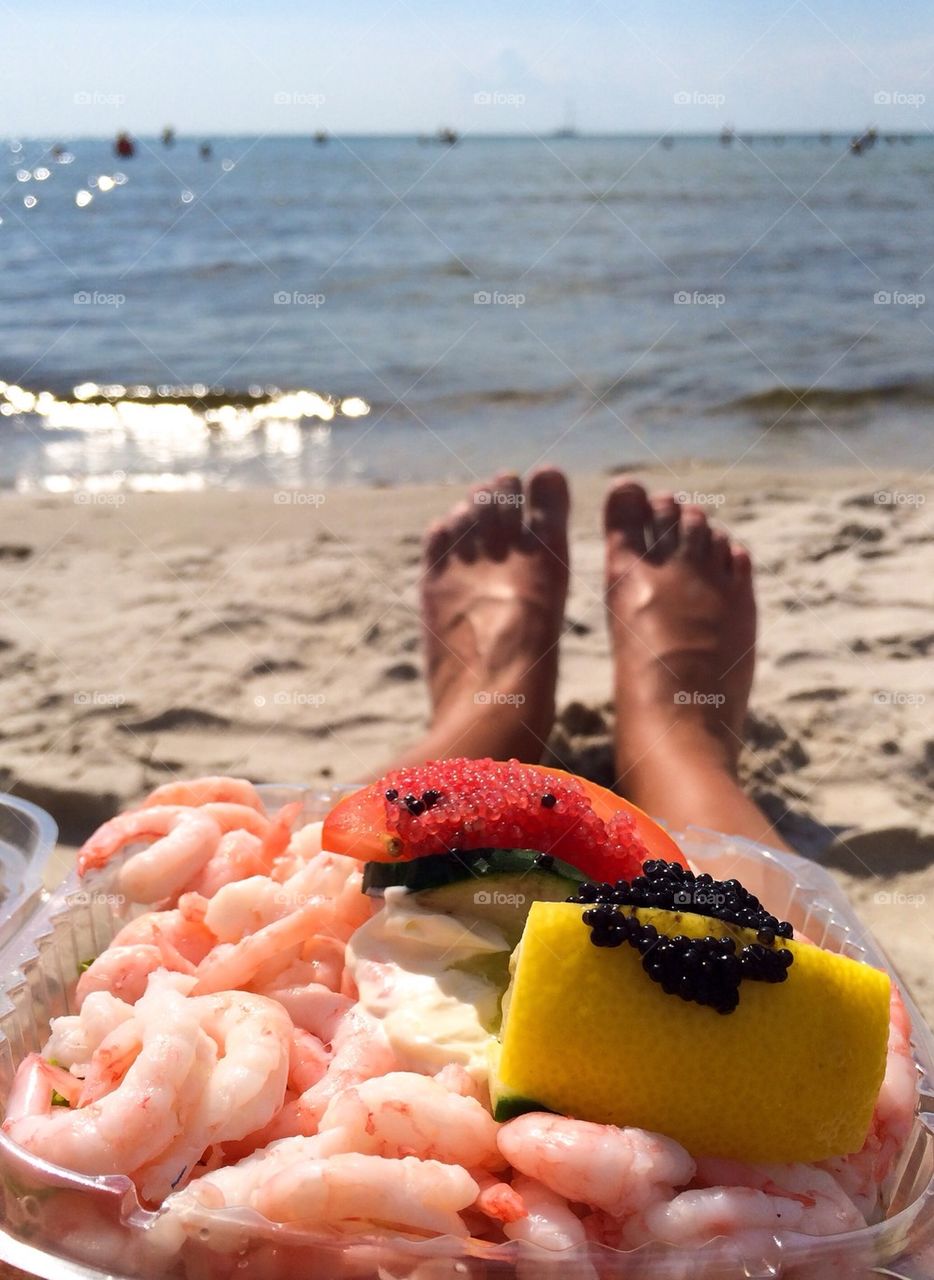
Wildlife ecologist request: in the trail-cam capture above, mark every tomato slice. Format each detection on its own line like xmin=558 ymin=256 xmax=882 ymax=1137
xmin=322 ymin=786 xmax=401 ymax=863
xmin=529 ymin=764 xmax=686 ymax=868
xmin=322 ymin=759 xmax=687 ymax=874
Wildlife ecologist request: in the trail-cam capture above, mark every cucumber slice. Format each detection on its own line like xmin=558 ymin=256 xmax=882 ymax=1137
xmin=362 ymin=847 xmax=590 ymax=896
xmin=415 ymin=864 xmax=586 ymax=947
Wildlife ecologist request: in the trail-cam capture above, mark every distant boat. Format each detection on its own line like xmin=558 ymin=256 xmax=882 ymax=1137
xmin=661 ymin=134 xmax=674 ymax=149
xmin=720 ymin=125 xmax=734 ymax=146
xmin=437 ymin=127 xmax=458 ymax=145
xmin=199 ymin=141 xmax=212 ymax=159
xmin=114 ymin=132 xmax=135 ymax=158
xmin=552 ymin=100 xmax=578 ymax=139
xmin=314 ymin=131 xmax=329 ymax=145
xmin=161 ymin=126 xmax=175 ymax=147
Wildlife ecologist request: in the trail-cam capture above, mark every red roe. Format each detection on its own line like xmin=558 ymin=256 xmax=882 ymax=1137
xmin=378 ymin=757 xmax=650 ymax=883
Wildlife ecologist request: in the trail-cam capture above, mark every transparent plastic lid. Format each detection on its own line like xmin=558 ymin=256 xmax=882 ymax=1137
xmin=0 ymin=788 xmax=930 ymax=1279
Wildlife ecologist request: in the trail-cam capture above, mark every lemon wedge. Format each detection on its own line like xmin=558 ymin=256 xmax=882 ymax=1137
xmin=493 ymin=902 xmax=891 ymax=1163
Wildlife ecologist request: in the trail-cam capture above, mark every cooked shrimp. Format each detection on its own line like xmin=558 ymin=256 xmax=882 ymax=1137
xmin=693 ymin=1158 xmax=865 ymax=1233
xmin=193 ymin=856 xmax=372 ymax=995
xmin=253 ymin=942 xmax=344 ymax=997
xmin=190 ymin=991 xmax=291 ymax=1139
xmin=77 ymin=1018 xmax=145 ymax=1105
xmin=6 ymin=1055 xmax=83 ymax=1111
xmin=110 ymin=904 xmax=217 ymax=964
xmin=141 ymin=775 xmax=266 ymax=813
xmin=819 ymin=984 xmax=918 ymax=1218
xmin=77 ymin=807 xmax=223 ymax=903
xmin=252 ymin=1153 xmax=478 ymax=1237
xmin=318 ymin=1070 xmax=504 ymax=1170
xmin=288 ymin=1028 xmax=330 ymax=1093
xmin=187 ymin=830 xmax=270 ymax=898
xmin=203 ymin=857 xmax=360 ymax=945
xmin=503 ymin=1175 xmax=586 ymax=1250
xmin=132 ymin=990 xmax=291 ymax=1203
xmin=623 ymin=1177 xmax=861 ymax=1250
xmin=203 ymin=873 xmax=287 ymax=941
xmin=133 ymin=1023 xmax=218 ymax=1204
xmin=299 ymin=936 xmax=347 ymax=991
xmin=197 ymin=803 xmax=272 ymax=838
xmin=497 ymin=1113 xmax=695 ymax=1217
xmin=270 ymin=819 xmax=323 ymax=881
xmin=192 ymin=895 xmax=335 ymax=995
xmin=276 ymin=852 xmax=373 ymax=942
xmin=190 ymin=807 xmax=302 ymax=902
xmin=473 ymin=1171 xmax=527 ymax=1224
xmin=76 ymin=944 xmax=182 ymax=1006
xmin=262 ymin=800 xmax=304 ymax=864
xmin=255 ymin=980 xmax=351 ymax=1043
xmin=3 ymin=980 xmax=202 ymax=1177
xmin=159 ymin=1130 xmax=355 ymax=1251
xmin=434 ymin=1062 xmax=486 ymax=1102
xmin=259 ymin=1006 xmax=397 ymax=1140
xmin=77 ymin=905 xmax=217 ymax=1005
xmin=44 ymin=990 xmax=135 ymax=1069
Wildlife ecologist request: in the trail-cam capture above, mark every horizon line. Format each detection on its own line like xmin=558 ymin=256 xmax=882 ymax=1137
xmin=9 ymin=128 xmax=920 ymax=142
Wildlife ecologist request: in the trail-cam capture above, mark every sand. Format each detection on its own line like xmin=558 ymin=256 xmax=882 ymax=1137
xmin=0 ymin=466 xmax=930 ymax=1021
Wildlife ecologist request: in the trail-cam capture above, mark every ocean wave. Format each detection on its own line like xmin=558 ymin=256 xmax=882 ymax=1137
xmin=718 ymin=379 xmax=934 ymax=414
xmin=380 ymin=382 xmax=581 ymax=413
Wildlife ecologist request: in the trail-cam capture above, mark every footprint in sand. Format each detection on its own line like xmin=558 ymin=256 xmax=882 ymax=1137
xmin=806 ymin=523 xmax=884 ymax=563
xmin=850 ymin=631 xmax=934 ymax=660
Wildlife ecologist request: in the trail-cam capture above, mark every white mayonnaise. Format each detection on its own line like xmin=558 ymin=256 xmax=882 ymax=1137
xmin=346 ymin=887 xmax=511 ymax=1084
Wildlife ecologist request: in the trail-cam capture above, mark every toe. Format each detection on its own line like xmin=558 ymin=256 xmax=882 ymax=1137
xmin=488 ymin=472 xmax=524 ymax=556
xmin=647 ymin=492 xmax=680 ymax=561
xmin=526 ymin=467 xmax=570 ymax=559
xmin=710 ymin=530 xmax=733 ymax=577
xmin=730 ymin=541 xmax=753 ymax=581
xmin=603 ymin=480 xmax=651 ymax=555
xmin=448 ymin=500 xmax=480 ymax=563
xmin=678 ymin=505 xmax=711 ymax=562
xmin=423 ymin=519 xmax=451 ymax=573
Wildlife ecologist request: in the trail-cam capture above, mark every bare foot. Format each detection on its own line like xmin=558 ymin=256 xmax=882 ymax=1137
xmin=604 ymin=482 xmax=756 ymax=785
xmin=397 ymin=468 xmax=570 ymax=767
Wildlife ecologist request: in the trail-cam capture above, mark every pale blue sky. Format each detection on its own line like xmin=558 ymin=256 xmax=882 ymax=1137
xmin=4 ymin=0 xmax=934 ymax=136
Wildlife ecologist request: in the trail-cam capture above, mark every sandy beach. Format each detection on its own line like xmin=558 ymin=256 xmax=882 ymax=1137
xmin=0 ymin=466 xmax=930 ymax=1019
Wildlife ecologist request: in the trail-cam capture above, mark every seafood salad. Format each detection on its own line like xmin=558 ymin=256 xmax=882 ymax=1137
xmin=0 ymin=760 xmax=920 ymax=1277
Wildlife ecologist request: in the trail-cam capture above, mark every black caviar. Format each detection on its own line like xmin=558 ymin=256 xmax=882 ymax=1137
xmin=387 ymin=787 xmax=443 ymax=814
xmin=567 ymin=859 xmax=794 ymax=1014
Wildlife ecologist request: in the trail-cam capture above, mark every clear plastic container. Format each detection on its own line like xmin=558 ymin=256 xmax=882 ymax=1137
xmin=0 ymin=792 xmax=58 ymax=952
xmin=0 ymin=787 xmax=931 ymax=1279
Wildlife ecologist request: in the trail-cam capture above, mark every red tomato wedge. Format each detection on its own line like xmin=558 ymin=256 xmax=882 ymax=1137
xmin=322 ymin=757 xmax=687 ymax=883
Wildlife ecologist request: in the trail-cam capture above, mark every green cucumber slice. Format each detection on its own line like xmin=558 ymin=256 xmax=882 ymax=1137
xmin=362 ymin=847 xmax=589 ymax=896
xmin=415 ymin=869 xmax=582 ymax=946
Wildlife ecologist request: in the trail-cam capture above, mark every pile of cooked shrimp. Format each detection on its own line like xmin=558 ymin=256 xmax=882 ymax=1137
xmin=1 ymin=777 xmax=918 ymax=1259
